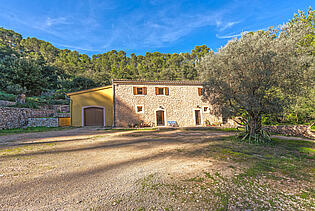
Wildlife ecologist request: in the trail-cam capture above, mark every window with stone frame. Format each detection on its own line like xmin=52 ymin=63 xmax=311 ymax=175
xmin=155 ymin=87 xmax=169 ymax=95
xmin=133 ymin=87 xmax=147 ymax=95
xmin=136 ymin=105 xmax=144 ymax=113
xmin=198 ymin=88 xmax=204 ymax=96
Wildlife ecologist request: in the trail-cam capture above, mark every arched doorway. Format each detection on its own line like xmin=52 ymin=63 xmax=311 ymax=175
xmin=83 ymin=106 xmax=105 ymax=126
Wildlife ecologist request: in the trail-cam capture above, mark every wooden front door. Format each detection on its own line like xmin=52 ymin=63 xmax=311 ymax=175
xmin=195 ymin=110 xmax=201 ymax=126
xmin=156 ymin=110 xmax=165 ymax=126
xmin=84 ymin=107 xmax=104 ymax=126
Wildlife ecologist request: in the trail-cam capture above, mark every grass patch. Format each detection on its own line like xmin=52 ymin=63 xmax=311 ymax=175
xmin=134 ymin=170 xmax=314 ymax=210
xmin=299 ymin=147 xmax=315 ymax=154
xmin=101 ymin=128 xmax=156 ymax=132
xmin=0 ymin=142 xmax=57 ymax=156
xmin=181 ymin=127 xmax=241 ymax=132
xmin=0 ymin=126 xmax=71 ymax=136
xmin=199 ymin=134 xmax=314 ymax=181
xmin=102 ymin=130 xmax=314 ymax=210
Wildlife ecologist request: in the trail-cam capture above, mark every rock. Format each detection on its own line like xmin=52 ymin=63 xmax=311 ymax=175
xmin=16 ymin=94 xmax=26 ymax=104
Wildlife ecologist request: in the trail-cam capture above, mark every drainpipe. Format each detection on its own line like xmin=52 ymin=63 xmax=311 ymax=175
xmin=65 ymin=94 xmax=72 ymax=127
xmin=112 ymin=82 xmax=116 ymax=128
xmin=70 ymin=98 xmax=73 ymax=127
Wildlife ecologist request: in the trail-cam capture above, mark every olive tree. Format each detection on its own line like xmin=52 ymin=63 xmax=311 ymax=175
xmin=199 ymin=18 xmax=313 ymax=142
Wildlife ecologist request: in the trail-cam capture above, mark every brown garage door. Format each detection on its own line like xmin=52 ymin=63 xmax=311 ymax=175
xmin=84 ymin=107 xmax=104 ymax=126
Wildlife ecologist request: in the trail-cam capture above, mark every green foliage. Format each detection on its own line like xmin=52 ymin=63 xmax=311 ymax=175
xmin=0 ymin=91 xmax=16 ymax=101
xmin=67 ymin=76 xmax=98 ymax=91
xmin=0 ymin=26 xmax=207 ymax=100
xmin=0 ymin=126 xmax=68 ymax=135
xmin=199 ymin=8 xmax=314 ymax=142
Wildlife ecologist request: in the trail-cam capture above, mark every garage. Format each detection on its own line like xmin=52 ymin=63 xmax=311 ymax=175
xmin=83 ymin=107 xmax=105 ymax=126
xmin=66 ymin=85 xmax=113 ymax=127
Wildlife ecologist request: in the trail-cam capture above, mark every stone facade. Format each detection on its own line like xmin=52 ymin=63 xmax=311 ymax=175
xmin=113 ymin=80 xmax=222 ymax=127
xmin=27 ymin=118 xmax=59 ymax=127
xmin=0 ymin=107 xmax=57 ymax=129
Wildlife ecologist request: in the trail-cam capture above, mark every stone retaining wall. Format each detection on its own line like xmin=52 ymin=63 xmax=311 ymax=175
xmin=263 ymin=125 xmax=314 ymax=139
xmin=52 ymin=105 xmax=70 ymax=113
xmin=56 ymin=112 xmax=70 ymax=118
xmin=27 ymin=118 xmax=58 ymax=128
xmin=0 ymin=100 xmax=15 ymax=107
xmin=39 ymin=105 xmax=70 ymax=113
xmin=0 ymin=107 xmax=57 ymax=129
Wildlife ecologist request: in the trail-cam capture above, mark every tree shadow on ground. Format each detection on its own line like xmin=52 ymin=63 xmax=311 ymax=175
xmin=0 ymin=129 xmax=313 ymax=202
xmin=0 ymin=127 xmax=150 ymax=146
xmin=0 ymin=130 xmax=231 ymax=158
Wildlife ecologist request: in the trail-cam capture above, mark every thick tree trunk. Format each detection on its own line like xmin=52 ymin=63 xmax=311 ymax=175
xmin=249 ymin=114 xmax=262 ymax=136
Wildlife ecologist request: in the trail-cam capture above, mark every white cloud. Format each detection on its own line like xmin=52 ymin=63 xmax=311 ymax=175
xmin=102 ymin=6 xmax=241 ymax=50
xmin=218 ymin=21 xmax=240 ymax=31
xmin=0 ymin=1 xmax=243 ymax=52
xmin=44 ymin=17 xmax=69 ymax=27
xmin=216 ymin=32 xmax=245 ymax=39
xmin=216 ymin=27 xmax=269 ymax=39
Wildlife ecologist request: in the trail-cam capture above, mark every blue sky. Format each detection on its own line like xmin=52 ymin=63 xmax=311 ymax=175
xmin=0 ymin=0 xmax=312 ymax=56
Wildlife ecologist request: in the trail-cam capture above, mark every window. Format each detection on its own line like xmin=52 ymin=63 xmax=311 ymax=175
xmin=136 ymin=105 xmax=144 ymax=113
xmin=203 ymin=106 xmax=209 ymax=113
xmin=137 ymin=87 xmax=143 ymax=95
xmin=133 ymin=87 xmax=147 ymax=95
xmin=158 ymin=88 xmax=164 ymax=95
xmin=155 ymin=87 xmax=169 ymax=95
xmin=198 ymin=88 xmax=203 ymax=96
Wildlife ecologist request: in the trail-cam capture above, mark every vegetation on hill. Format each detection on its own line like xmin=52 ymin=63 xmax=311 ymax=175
xmin=0 ymin=27 xmax=207 ymax=97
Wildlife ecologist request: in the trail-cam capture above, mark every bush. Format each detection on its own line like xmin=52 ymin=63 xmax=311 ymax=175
xmin=0 ymin=91 xmax=16 ymax=102
xmin=6 ymin=84 xmax=26 ymax=95
xmin=47 ymin=99 xmax=69 ymax=105
xmin=13 ymin=101 xmax=39 ymax=109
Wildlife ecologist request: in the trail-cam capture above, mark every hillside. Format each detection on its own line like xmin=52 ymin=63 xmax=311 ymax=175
xmin=0 ymin=27 xmax=209 ymax=98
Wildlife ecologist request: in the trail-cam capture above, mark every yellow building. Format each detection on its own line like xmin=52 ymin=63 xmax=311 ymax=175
xmin=66 ymin=85 xmax=113 ymax=127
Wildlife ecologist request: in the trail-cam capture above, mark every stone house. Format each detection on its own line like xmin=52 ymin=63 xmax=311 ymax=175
xmin=113 ymin=80 xmax=221 ymax=127
xmin=67 ymin=80 xmax=223 ymax=127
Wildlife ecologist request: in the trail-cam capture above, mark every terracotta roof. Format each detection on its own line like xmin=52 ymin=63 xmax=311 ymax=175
xmin=112 ymin=79 xmax=203 ymax=86
xmin=66 ymin=85 xmax=112 ymax=96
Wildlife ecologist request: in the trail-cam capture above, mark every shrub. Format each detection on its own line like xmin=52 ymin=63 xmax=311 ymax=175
xmin=0 ymin=91 xmax=16 ymax=102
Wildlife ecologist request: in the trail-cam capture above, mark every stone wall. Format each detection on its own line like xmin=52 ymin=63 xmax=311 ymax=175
xmin=263 ymin=125 xmax=315 ymax=139
xmin=27 ymin=118 xmax=58 ymax=128
xmin=56 ymin=112 xmax=70 ymax=118
xmin=114 ymin=82 xmax=222 ymax=127
xmin=0 ymin=100 xmax=15 ymax=107
xmin=52 ymin=105 xmax=70 ymax=113
xmin=0 ymin=107 xmax=57 ymax=129
xmin=40 ymin=105 xmax=70 ymax=113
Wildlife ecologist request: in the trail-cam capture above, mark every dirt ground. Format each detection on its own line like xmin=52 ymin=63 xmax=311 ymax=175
xmin=0 ymin=128 xmax=313 ymax=210
xmin=0 ymin=128 xmax=233 ymax=210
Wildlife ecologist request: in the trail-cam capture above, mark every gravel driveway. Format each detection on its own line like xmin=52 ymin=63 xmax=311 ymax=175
xmin=0 ymin=128 xmax=233 ymax=210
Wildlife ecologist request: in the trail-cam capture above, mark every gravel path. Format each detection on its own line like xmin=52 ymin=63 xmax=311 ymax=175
xmin=0 ymin=128 xmax=233 ymax=210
